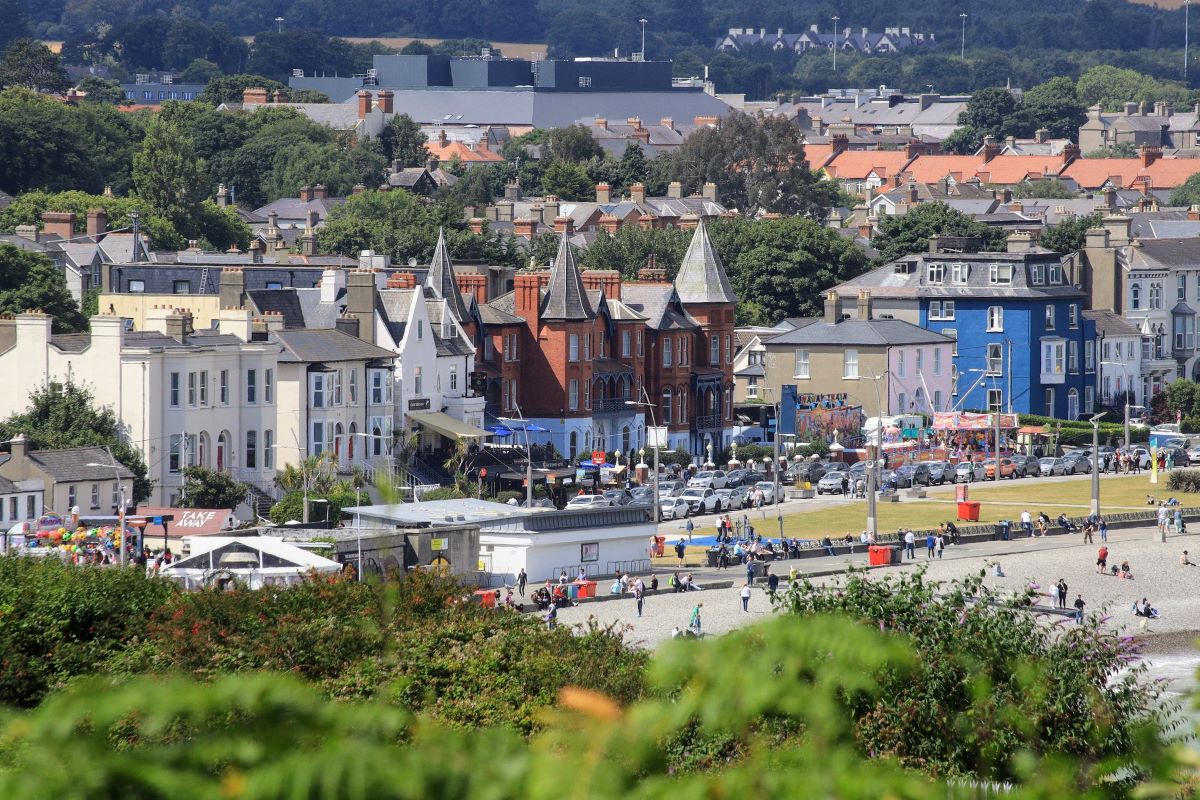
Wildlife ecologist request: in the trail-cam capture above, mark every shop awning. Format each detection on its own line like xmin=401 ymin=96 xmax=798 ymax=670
xmin=409 ymin=411 xmax=490 ymax=439
xmin=1017 ymin=425 xmax=1047 ymax=435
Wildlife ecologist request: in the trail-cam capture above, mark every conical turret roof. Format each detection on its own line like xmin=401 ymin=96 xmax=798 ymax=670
xmin=424 ymin=227 xmax=470 ymax=322
xmin=541 ymin=232 xmax=594 ymax=320
xmin=674 ymin=218 xmax=736 ymax=304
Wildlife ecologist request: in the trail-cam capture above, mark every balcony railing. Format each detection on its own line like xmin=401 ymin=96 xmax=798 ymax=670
xmin=593 ymin=397 xmax=633 ymax=414
xmin=694 ymin=413 xmax=723 ymax=430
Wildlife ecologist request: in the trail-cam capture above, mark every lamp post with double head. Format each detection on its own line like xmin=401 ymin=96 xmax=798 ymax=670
xmin=88 ymin=449 xmax=127 ymax=566
xmin=627 ymin=387 xmax=661 ymax=525
xmin=1090 ymin=412 xmax=1106 ymax=517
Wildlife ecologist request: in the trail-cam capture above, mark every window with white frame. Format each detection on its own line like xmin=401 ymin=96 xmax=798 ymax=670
xmin=637 ymin=330 xmax=643 ymax=356
xmin=1102 ymin=341 xmax=1111 ymax=361
xmin=843 ymin=349 xmax=859 ymax=379
xmin=348 ymin=368 xmax=357 ymax=403
xmin=662 ymin=388 xmax=672 ymax=424
xmin=67 ymin=485 xmax=76 ymax=509
xmin=989 ymin=263 xmax=1013 ymax=285
xmin=1085 ymin=340 xmax=1094 ymax=370
xmin=569 ymin=334 xmax=579 ymax=361
xmin=1180 ymin=274 xmax=1187 ymax=302
xmin=1045 ymin=387 xmax=1056 ymax=416
xmin=245 ymin=430 xmax=257 ymax=469
xmin=265 ymin=368 xmax=274 ymax=404
xmin=662 ymin=337 xmax=673 ymax=367
xmin=264 ymin=430 xmax=274 ymax=469
xmin=710 ymin=336 xmax=719 ymax=365
xmin=219 ymin=370 xmax=229 ymax=405
xmin=1084 ymin=386 xmax=1094 ymax=413
xmin=1068 ymin=304 xmax=1078 ymax=328
xmin=168 ymin=434 xmax=181 ymax=473
xmin=622 ymin=330 xmax=631 ymax=357
xmin=1048 ymin=262 xmax=1062 ymax=284
xmin=449 ymin=365 xmax=458 ymax=391
xmin=188 ymin=372 xmax=196 ymax=406
xmin=1068 ymin=340 xmax=1079 ymax=372
xmin=794 ymin=349 xmax=809 ymax=378
xmin=169 ymin=372 xmax=180 ymax=406
xmin=246 ymin=369 xmax=257 ymax=404
xmin=987 ymin=343 xmax=1003 ymax=374
xmin=987 ymin=306 xmax=1003 ymax=331
xmin=312 ymin=421 xmax=326 ymax=455
xmin=915 ymin=348 xmax=923 ymax=372
xmin=933 ymin=347 xmax=942 ymax=375
xmin=199 ymin=371 xmax=208 ymax=406
xmin=1045 ymin=305 xmax=1056 ymax=330
xmin=725 ymin=334 xmax=732 ymax=364
xmin=1043 ymin=340 xmax=1065 ymax=375
xmin=897 ymin=350 xmax=906 ymax=377
xmin=987 ymin=389 xmax=1002 ymax=412
xmin=90 ymin=483 xmax=99 ymax=509
xmin=568 ymin=379 xmax=578 ymax=410
xmin=747 ymin=377 xmax=759 ymax=398
xmin=413 ymin=367 xmax=423 ymax=395
xmin=933 ymin=389 xmax=943 ymax=410
xmin=311 ymin=373 xmax=328 ymax=408
xmin=1130 ymin=283 xmax=1141 ymax=309
xmin=951 ymin=364 xmax=959 ymax=395
xmin=943 ymin=328 xmax=957 ymax=356
xmin=1150 ymin=282 xmax=1163 ymax=309
xmin=583 ymin=334 xmax=592 ymax=361
xmin=952 ymin=263 xmax=969 ymax=283
xmin=1031 ymin=264 xmax=1044 ymax=285
xmin=927 ymin=263 xmax=945 ymax=283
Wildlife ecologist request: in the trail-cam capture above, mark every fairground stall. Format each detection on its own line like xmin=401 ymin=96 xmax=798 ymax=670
xmin=931 ymin=411 xmax=1020 ymax=460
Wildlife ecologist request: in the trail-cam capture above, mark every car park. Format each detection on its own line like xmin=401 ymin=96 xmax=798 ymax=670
xmin=817 ymin=471 xmax=847 ymax=494
xmin=658 ymin=497 xmax=690 ymax=520
xmin=679 ymin=487 xmax=721 ymax=514
xmin=713 ymin=488 xmax=744 ymax=511
xmin=688 ymin=470 xmax=728 ymax=489
xmin=954 ymin=461 xmax=986 ymax=482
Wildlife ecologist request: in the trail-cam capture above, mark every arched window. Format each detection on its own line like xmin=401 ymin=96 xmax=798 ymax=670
xmin=569 ymin=431 xmax=579 ymax=459
xmin=216 ymin=431 xmax=231 ymax=472
xmin=1067 ymin=388 xmax=1079 ymax=420
xmin=662 ymin=387 xmax=673 ymax=424
xmin=622 ymin=425 xmax=631 ymax=453
xmin=334 ymin=423 xmax=344 ymax=464
xmin=348 ymin=422 xmax=357 ymax=461
xmin=372 ymin=426 xmax=383 ymax=456
xmin=198 ymin=431 xmax=209 ymax=468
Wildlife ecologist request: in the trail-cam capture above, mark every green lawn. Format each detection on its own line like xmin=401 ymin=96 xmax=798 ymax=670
xmin=726 ymin=474 xmax=1166 ymax=540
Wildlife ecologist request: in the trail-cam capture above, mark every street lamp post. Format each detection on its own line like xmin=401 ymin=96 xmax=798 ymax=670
xmin=865 ymin=375 xmax=888 ymax=539
xmin=88 ymin=448 xmax=127 ymax=566
xmin=639 ymin=18 xmax=648 ymax=60
xmin=831 ymin=16 xmax=840 ymax=72
xmin=499 ymin=404 xmax=550 ymax=509
xmin=626 ymin=388 xmax=661 ymax=525
xmin=1089 ymin=413 xmax=1106 ymax=517
xmin=959 ymin=13 xmax=968 ymax=59
xmin=275 ymin=16 xmax=285 ymax=33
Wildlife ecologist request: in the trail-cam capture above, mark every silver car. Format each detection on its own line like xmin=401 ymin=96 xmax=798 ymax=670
xmin=656 ymin=479 xmax=687 ymax=497
xmin=713 ymin=488 xmax=744 ymax=511
xmin=658 ymin=497 xmax=690 ymax=520
xmin=1038 ymin=457 xmax=1072 ymax=476
xmin=817 ymin=471 xmax=847 ymax=495
xmin=688 ymin=470 xmax=728 ymax=489
xmin=752 ymin=481 xmax=778 ymax=504
xmin=954 ymin=461 xmax=986 ymax=483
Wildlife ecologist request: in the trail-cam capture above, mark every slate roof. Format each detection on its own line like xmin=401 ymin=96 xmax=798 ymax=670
xmin=541 ymin=233 xmax=594 ymax=320
xmin=765 ymin=318 xmax=953 ymax=347
xmin=252 ymin=196 xmax=346 ymax=223
xmin=1082 ymin=309 xmax=1143 ymax=337
xmin=835 ymin=251 xmax=1085 ymax=300
xmin=621 ymin=283 xmax=701 ymax=330
xmin=25 ymin=447 xmax=135 ymax=482
xmin=1127 ymin=237 xmax=1200 ymax=268
xmin=477 ymin=302 xmax=524 ymax=325
xmin=426 ymin=229 xmax=470 ymax=323
xmin=247 ymin=288 xmax=343 ymax=330
xmin=377 ymin=289 xmax=415 ymax=343
xmin=425 ymin=298 xmax=475 ymax=356
xmin=272 ymin=329 xmax=396 ymax=363
xmin=674 ymin=219 xmax=736 ymax=305
xmin=48 ymin=334 xmax=93 ymax=353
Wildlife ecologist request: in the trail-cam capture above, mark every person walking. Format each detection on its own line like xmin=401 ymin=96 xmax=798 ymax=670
xmin=689 ymin=602 xmax=703 ymax=635
xmin=1096 ymin=545 xmax=1108 ymax=574
xmin=685 ymin=517 xmax=695 ymax=541
xmin=926 ymin=532 xmax=936 ymax=559
xmin=746 ymin=559 xmax=756 ymax=586
xmin=904 ymin=529 xmax=916 ymax=559
xmin=675 ymin=538 xmax=687 ymax=567
xmin=1073 ymin=594 xmax=1085 ymax=624
xmin=634 ymin=581 xmax=645 ymax=618
xmin=740 ymin=582 xmax=751 ymax=612
xmin=1057 ymin=579 xmax=1068 ymax=609
xmin=516 ymin=568 xmax=527 ymax=598
xmin=1083 ymin=522 xmax=1093 ymax=544
xmin=1158 ymin=503 xmax=1169 ymax=537
xmin=767 ymin=568 xmax=780 ymax=597
xmin=545 ymin=603 xmax=558 ymax=631
xmin=937 ymin=534 xmax=945 ymax=559
xmin=1099 ymin=517 xmax=1108 ymax=543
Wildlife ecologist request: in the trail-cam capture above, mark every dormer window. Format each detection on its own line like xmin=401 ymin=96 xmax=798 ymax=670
xmin=927 ymin=263 xmax=945 ymax=284
xmin=951 ymin=263 xmax=969 ymax=283
xmin=1031 ymin=265 xmax=1043 ymax=285
xmin=989 ymin=264 xmax=1012 ymax=285
xmin=1048 ymin=262 xmax=1062 ymax=284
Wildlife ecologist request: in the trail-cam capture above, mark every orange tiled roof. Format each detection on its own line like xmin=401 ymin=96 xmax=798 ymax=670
xmin=900 ymin=155 xmax=984 ymax=183
xmin=802 ymin=143 xmax=835 ymax=170
xmin=973 ymin=155 xmax=1067 ymax=186
xmin=823 ymin=150 xmax=914 ymax=180
xmin=1134 ymin=158 xmax=1200 ymax=190
xmin=425 ymin=141 xmax=504 ymax=163
xmin=1060 ymin=158 xmax=1141 ymax=190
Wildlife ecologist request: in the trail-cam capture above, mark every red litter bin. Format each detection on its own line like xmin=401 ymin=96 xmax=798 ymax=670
xmin=474 ymin=589 xmax=497 ymax=608
xmin=578 ymin=581 xmax=597 ymax=599
xmin=957 ymin=501 xmax=981 ymax=522
xmin=867 ymin=545 xmax=890 ymax=566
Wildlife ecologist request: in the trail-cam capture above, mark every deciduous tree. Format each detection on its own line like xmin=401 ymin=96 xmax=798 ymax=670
xmin=0 ymin=245 xmax=86 ymax=332
xmin=0 ymin=39 xmax=68 ymax=93
xmin=872 ymin=202 xmax=1006 ymax=262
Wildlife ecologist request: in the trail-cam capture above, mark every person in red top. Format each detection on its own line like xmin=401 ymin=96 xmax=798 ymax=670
xmin=1096 ymin=546 xmax=1109 ymax=574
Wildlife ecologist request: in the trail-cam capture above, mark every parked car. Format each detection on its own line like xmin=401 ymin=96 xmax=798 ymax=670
xmin=729 ymin=484 xmax=752 ymax=508
xmin=817 ymin=471 xmax=847 ymax=494
xmin=954 ymin=461 xmax=987 ymax=483
xmin=566 ymin=494 xmax=615 ymax=509
xmin=983 ymin=458 xmax=1019 ymax=480
xmin=1062 ymin=452 xmax=1093 ymax=474
xmin=1038 ymin=456 xmax=1072 ymax=476
xmin=892 ymin=463 xmax=932 ymax=487
xmin=925 ymin=460 xmax=953 ymax=485
xmin=723 ymin=468 xmax=753 ymax=488
xmin=1010 ymin=454 xmax=1041 ymax=477
xmin=877 ymin=468 xmax=896 ymax=489
xmin=657 ymin=479 xmax=686 ymax=497
xmin=680 ymin=486 xmax=721 ymax=514
xmin=713 ymin=488 xmax=744 ymax=511
xmin=1187 ymin=446 xmax=1200 ymax=466
xmin=752 ymin=481 xmax=778 ymax=504
xmin=1163 ymin=446 xmax=1190 ymax=468
xmin=788 ymin=461 xmax=828 ymax=485
xmin=628 ymin=486 xmax=654 ymax=506
xmin=658 ymin=497 xmax=690 ymax=520
xmin=688 ymin=470 xmax=728 ymax=489
xmin=602 ymin=489 xmax=633 ymax=506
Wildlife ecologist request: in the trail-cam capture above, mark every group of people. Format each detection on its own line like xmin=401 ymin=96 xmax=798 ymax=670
xmin=1019 ymin=510 xmax=1108 ymax=542
xmin=1094 ymin=545 xmax=1134 ymax=579
xmin=1156 ymin=501 xmax=1186 ymax=536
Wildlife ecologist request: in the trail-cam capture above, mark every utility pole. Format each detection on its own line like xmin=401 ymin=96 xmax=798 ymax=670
xmin=1187 ymin=0 xmax=1191 ymax=78
xmin=1090 ymin=413 xmax=1105 ymax=516
xmin=639 ymin=18 xmax=648 ymax=60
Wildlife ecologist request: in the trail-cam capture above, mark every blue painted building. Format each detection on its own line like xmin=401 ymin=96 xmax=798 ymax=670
xmin=833 ymin=234 xmax=1097 ymax=419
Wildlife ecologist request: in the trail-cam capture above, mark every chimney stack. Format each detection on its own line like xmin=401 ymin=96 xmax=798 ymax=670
xmin=504 ymin=179 xmax=521 ymax=201
xmin=824 ymin=290 xmax=840 ymax=324
xmin=242 ymin=87 xmax=269 ymax=105
xmin=299 ymin=185 xmax=314 ymax=202
xmin=219 ymin=268 xmax=246 ymax=309
xmin=598 ymin=214 xmax=620 ymax=235
xmin=357 ymin=89 xmax=372 ymax=120
xmin=313 ymin=184 xmax=327 ymax=200
xmin=40 ymin=212 xmax=76 ymax=240
xmin=468 ymin=217 xmax=485 ymax=235
xmin=702 ymin=182 xmax=718 ymax=202
xmin=667 ymin=181 xmax=683 ymax=199
xmin=513 ymin=270 xmax=542 ymax=327
xmin=86 ymin=208 xmax=107 ymax=238
xmin=596 ymin=182 xmax=612 ymax=203
xmin=377 ymin=89 xmax=394 ymax=114
xmin=513 ymin=217 xmax=537 ymax=239
xmin=272 ymin=88 xmax=288 ymax=103
xmin=345 ymin=270 xmax=379 ymax=344
xmin=216 ymin=183 xmax=230 ymax=207
xmin=856 ymin=289 xmax=872 ymax=320
xmin=553 ymin=216 xmax=575 ymax=235
xmin=630 ymin=182 xmax=646 ymax=204
xmin=981 ymin=135 xmax=1001 ymax=162
xmin=1140 ymin=145 xmax=1161 ymax=168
